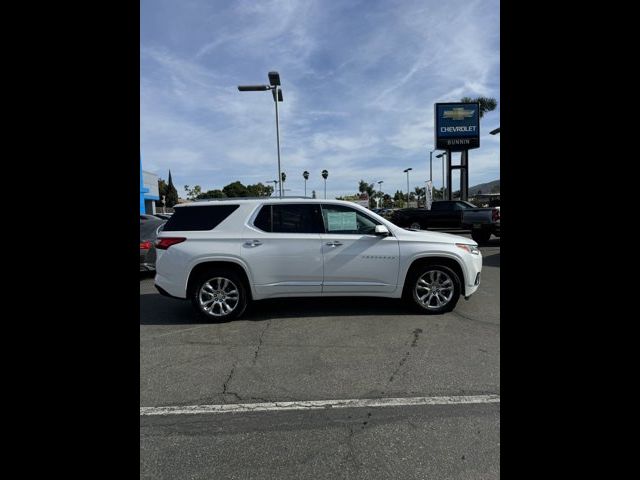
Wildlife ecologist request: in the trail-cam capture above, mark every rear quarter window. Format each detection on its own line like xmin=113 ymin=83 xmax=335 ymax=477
xmin=162 ymin=205 xmax=240 ymax=231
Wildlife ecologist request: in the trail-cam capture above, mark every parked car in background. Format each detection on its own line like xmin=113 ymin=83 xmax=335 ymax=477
xmin=390 ymin=200 xmax=500 ymax=243
xmin=140 ymin=217 xmax=166 ymax=272
xmin=379 ymin=208 xmax=396 ymax=220
xmin=154 ymin=198 xmax=482 ymax=321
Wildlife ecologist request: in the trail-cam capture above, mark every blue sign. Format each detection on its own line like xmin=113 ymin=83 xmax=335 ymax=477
xmin=435 ymin=102 xmax=480 ymax=151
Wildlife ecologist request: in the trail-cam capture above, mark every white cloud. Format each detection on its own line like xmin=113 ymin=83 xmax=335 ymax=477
xmin=141 ymin=0 xmax=500 ymax=196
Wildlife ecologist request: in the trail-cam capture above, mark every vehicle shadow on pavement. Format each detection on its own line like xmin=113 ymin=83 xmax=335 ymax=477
xmin=478 ymin=237 xmax=500 ymax=247
xmin=483 ymin=253 xmax=500 ymax=267
xmin=244 ymin=297 xmax=415 ymax=321
xmin=139 ymin=293 xmax=416 ymax=325
xmin=140 ymin=294 xmax=198 ymax=325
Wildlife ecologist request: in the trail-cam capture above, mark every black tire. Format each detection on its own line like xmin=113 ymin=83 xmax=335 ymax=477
xmin=405 ymin=264 xmax=461 ymax=314
xmin=409 ymin=220 xmax=422 ymax=230
xmin=471 ymin=229 xmax=491 ymax=243
xmin=190 ymin=268 xmax=248 ymax=321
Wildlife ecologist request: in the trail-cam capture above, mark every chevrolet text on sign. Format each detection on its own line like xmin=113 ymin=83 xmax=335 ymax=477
xmin=434 ymin=102 xmax=480 ymax=151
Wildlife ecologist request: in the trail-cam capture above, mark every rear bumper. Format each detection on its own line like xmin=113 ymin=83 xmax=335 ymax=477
xmin=155 ymin=284 xmax=186 ymax=300
xmin=154 ymin=271 xmax=188 ymax=299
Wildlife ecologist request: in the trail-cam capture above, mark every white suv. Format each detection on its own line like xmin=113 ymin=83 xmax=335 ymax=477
xmin=154 ymin=198 xmax=482 ymax=320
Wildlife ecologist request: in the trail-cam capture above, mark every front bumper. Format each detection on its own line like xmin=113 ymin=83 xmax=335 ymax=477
xmin=463 ymin=251 xmax=483 ymax=298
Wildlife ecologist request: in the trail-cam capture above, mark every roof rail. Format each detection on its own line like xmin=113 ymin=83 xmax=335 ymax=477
xmin=191 ymin=196 xmax=312 ymax=202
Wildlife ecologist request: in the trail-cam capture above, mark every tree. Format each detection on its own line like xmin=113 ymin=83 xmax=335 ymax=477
xmin=165 ymin=170 xmax=179 ymax=208
xmin=246 ymin=182 xmax=274 ymax=197
xmin=184 ymin=185 xmax=202 ymax=201
xmin=358 ymin=180 xmax=375 ymax=197
xmin=460 ymin=96 xmax=498 ymax=118
xmin=209 ymin=181 xmax=275 ymax=198
xmin=393 ymin=190 xmax=405 ymax=208
xmin=197 ymin=189 xmax=226 ymax=199
xmin=370 ymin=191 xmax=382 ymax=209
xmin=222 ymin=181 xmax=249 ymax=197
xmin=311 ymin=190 xmax=316 ymax=199
xmin=357 ymin=180 xmax=376 ymax=208
xmin=157 ymin=178 xmax=168 ymax=206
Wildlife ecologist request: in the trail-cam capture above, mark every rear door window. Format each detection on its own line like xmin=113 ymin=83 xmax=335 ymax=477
xmin=253 ymin=204 xmax=324 ymax=233
xmin=162 ymin=205 xmax=239 ymax=231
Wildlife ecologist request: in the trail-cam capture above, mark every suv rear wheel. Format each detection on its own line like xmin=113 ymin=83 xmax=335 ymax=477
xmin=406 ymin=264 xmax=461 ymax=314
xmin=190 ymin=268 xmax=248 ymax=321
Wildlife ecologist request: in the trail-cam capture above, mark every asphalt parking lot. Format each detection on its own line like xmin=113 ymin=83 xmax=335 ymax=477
xmin=140 ymin=235 xmax=500 ymax=479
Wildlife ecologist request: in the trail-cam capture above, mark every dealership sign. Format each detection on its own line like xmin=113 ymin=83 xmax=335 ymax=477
xmin=434 ymin=102 xmax=480 ymax=151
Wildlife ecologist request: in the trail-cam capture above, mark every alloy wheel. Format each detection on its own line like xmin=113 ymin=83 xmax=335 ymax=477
xmin=414 ymin=270 xmax=454 ymax=310
xmin=198 ymin=277 xmax=240 ymax=317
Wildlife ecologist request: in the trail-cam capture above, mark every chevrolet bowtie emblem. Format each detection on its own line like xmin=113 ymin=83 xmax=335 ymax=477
xmin=443 ymin=107 xmax=475 ymax=120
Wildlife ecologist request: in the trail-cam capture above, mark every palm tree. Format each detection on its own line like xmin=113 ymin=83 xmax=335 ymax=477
xmin=302 ymin=171 xmax=309 ymax=196
xmin=321 ymin=170 xmax=329 ymax=199
xmin=460 ymin=96 xmax=497 ymax=118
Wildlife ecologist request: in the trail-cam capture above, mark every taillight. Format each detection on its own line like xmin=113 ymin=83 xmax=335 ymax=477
xmin=155 ymin=237 xmax=186 ymax=250
xmin=492 ymin=208 xmax=500 ymax=222
xmin=140 ymin=241 xmax=152 ymax=250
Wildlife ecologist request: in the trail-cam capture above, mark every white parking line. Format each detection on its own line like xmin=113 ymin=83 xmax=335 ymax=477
xmin=140 ymin=394 xmax=500 ymax=416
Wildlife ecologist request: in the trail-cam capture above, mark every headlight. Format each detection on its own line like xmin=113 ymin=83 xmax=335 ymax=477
xmin=456 ymin=243 xmax=480 ymax=255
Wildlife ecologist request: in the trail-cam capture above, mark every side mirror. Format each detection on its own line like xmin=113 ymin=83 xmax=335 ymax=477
xmin=374 ymin=225 xmax=390 ymax=236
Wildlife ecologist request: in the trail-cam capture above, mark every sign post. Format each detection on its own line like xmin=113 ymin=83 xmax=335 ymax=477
xmin=435 ymin=102 xmax=480 ymax=201
xmin=425 ymin=180 xmax=433 ymax=210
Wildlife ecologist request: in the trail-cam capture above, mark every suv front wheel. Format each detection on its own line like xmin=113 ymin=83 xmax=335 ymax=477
xmin=406 ymin=265 xmax=461 ymax=314
xmin=190 ymin=268 xmax=248 ymax=321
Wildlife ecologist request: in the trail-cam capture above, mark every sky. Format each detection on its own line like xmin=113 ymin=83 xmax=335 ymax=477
xmin=141 ymin=0 xmax=500 ymax=199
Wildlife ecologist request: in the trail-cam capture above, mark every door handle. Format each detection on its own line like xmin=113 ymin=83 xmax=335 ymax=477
xmin=244 ymin=240 xmax=262 ymax=247
xmin=326 ymin=241 xmax=343 ymax=247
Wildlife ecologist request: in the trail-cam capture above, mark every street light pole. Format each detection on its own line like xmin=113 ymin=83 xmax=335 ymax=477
xmin=442 ymin=152 xmax=446 ymax=199
xmin=436 ymin=152 xmax=446 ymax=200
xmin=238 ymin=71 xmax=284 ymax=198
xmin=403 ymin=168 xmax=412 ymax=206
xmin=274 ymin=86 xmax=282 ymax=198
xmin=429 ymin=149 xmax=434 ymax=182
